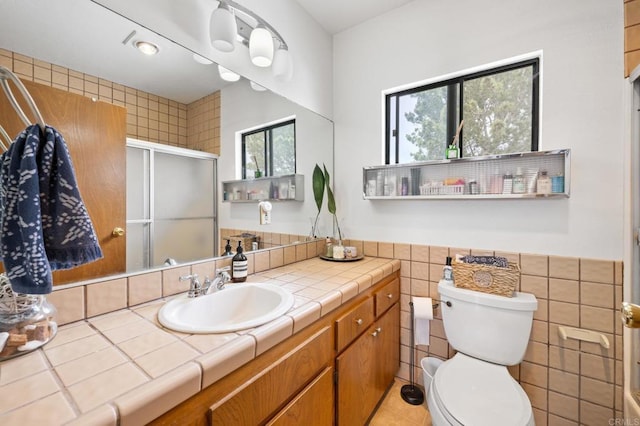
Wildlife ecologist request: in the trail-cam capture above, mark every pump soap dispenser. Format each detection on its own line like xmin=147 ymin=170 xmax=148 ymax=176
xmin=232 ymin=241 xmax=248 ymax=282
xmin=222 ymin=239 xmax=234 ymax=256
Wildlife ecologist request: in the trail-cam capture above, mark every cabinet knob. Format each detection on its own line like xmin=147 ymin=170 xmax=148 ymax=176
xmin=387 ymin=293 xmax=393 ymax=299
xmin=355 ymin=318 xmax=363 ymax=325
xmin=371 ymin=327 xmax=382 ymax=337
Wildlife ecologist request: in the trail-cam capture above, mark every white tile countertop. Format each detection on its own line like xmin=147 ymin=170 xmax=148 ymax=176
xmin=0 ymin=256 xmax=400 ymax=425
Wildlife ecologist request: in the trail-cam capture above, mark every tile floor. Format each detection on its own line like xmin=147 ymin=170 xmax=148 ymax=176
xmin=370 ymin=379 xmax=432 ymax=425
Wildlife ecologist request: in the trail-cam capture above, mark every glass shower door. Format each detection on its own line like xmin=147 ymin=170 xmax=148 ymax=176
xmin=153 ymin=151 xmax=215 ymax=267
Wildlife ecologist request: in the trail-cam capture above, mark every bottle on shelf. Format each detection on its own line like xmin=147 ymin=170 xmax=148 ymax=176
xmin=512 ymin=167 xmax=526 ymax=194
xmin=222 ymin=239 xmax=234 ymax=256
xmin=502 ymin=174 xmax=513 ymax=194
xmin=537 ymin=170 xmax=551 ymax=195
xmin=231 ymin=241 xmax=248 ymax=282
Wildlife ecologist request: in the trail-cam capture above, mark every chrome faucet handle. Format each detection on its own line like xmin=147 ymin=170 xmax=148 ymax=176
xmin=179 ymin=274 xmax=200 ymax=297
xmin=214 ymin=267 xmax=231 ymax=290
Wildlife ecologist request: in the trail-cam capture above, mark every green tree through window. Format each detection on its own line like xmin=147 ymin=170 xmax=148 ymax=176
xmin=242 ymin=119 xmax=295 ymax=178
xmin=387 ymin=58 xmax=538 ymax=164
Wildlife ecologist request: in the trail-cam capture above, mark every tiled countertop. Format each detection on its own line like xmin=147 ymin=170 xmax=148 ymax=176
xmin=0 ymin=256 xmax=400 ymax=425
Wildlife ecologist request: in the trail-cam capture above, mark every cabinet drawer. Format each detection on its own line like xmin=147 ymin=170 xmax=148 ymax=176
xmin=266 ymin=366 xmax=334 ymax=426
xmin=209 ymin=326 xmax=332 ymax=425
xmin=335 ymin=297 xmax=374 ymax=352
xmin=375 ymin=278 xmax=399 ymax=317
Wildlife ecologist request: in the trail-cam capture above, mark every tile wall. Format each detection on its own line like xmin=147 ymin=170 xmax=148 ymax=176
xmin=346 ymin=241 xmax=623 ymax=426
xmin=219 ymin=227 xmax=312 ymax=253
xmin=0 ymin=49 xmax=220 ymax=155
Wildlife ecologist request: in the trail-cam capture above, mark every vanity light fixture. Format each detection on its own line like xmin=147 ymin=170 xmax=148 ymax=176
xmin=209 ymin=0 xmax=292 ymax=80
xmin=272 ymin=45 xmax=293 ymax=81
xmin=249 ymin=25 xmax=273 ymax=67
xmin=134 ymin=40 xmax=159 ymax=56
xmin=218 ymin=65 xmax=241 ymax=82
xmin=210 ymin=1 xmax=237 ymax=53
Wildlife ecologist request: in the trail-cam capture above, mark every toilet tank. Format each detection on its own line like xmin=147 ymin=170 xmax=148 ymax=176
xmin=438 ymin=280 xmax=538 ymax=366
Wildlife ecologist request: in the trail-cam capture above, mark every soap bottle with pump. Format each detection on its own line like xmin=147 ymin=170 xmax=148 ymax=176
xmin=222 ymin=239 xmax=234 ymax=256
xmin=231 ymin=241 xmax=248 ymax=282
xmin=442 ymin=256 xmax=454 ymax=283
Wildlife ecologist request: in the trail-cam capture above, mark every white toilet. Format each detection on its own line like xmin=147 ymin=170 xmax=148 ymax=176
xmin=427 ymin=280 xmax=538 ymax=426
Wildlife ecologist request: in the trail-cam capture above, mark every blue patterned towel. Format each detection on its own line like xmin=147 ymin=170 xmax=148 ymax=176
xmin=0 ymin=124 xmax=103 ymax=294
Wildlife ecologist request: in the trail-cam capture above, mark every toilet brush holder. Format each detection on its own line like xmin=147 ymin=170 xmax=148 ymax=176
xmin=401 ymin=301 xmax=424 ymax=405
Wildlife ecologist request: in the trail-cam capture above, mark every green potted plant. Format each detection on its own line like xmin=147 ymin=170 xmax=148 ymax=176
xmin=311 ymin=163 xmax=342 ymax=242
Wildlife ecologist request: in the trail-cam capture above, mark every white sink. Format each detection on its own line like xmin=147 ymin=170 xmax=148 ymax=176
xmin=158 ymin=283 xmax=295 ymax=334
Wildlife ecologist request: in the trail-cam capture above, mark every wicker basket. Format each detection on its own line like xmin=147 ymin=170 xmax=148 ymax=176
xmin=452 ymin=261 xmax=520 ymax=297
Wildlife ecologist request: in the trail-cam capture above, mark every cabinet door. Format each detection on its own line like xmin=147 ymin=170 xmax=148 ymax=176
xmin=375 ymin=303 xmax=400 ymax=395
xmin=210 ymin=326 xmax=332 ymax=425
xmin=267 ymin=366 xmax=334 ymax=426
xmin=336 ymin=323 xmax=378 ymax=426
xmin=336 ymin=302 xmax=400 ymax=426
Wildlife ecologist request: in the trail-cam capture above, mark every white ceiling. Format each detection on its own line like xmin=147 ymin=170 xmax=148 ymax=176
xmin=294 ymin=0 xmax=414 ymax=35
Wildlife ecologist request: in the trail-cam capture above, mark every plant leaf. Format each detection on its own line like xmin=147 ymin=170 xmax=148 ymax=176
xmin=323 ymin=164 xmax=336 ymax=215
xmin=312 ymin=164 xmax=325 ymax=212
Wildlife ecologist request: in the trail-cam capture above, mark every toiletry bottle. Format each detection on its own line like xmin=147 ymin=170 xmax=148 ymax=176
xmin=231 ymin=241 xmax=248 ymax=282
xmin=333 ymin=240 xmax=345 ymax=259
xmin=537 ymin=171 xmax=551 ymax=195
xmin=325 ymin=237 xmax=333 ymax=257
xmin=446 ymin=143 xmax=459 ymax=159
xmin=502 ymin=174 xmax=513 ymax=194
xmin=401 ymin=177 xmax=409 ymax=196
xmin=442 ymin=256 xmax=454 ymax=282
xmin=222 ymin=239 xmax=234 ymax=256
xmin=512 ymin=167 xmax=526 ymax=194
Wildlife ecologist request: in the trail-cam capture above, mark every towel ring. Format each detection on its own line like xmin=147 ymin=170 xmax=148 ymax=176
xmin=0 ymin=124 xmax=10 ymax=151
xmin=0 ymin=66 xmax=46 ymax=130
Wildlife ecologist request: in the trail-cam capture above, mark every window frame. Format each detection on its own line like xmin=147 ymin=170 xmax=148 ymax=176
xmin=385 ymin=57 xmax=540 ymax=164
xmin=241 ymin=118 xmax=296 ymax=179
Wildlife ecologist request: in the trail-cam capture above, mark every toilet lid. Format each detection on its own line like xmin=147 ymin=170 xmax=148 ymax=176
xmin=433 ymin=353 xmax=532 ymax=426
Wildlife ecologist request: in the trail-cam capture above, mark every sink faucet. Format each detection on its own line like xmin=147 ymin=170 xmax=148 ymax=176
xmin=180 ymin=268 xmax=231 ymax=298
xmin=204 ymin=267 xmax=231 ymax=293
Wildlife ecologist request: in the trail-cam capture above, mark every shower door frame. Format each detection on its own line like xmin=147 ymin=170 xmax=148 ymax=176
xmin=126 ymin=138 xmax=218 ymax=271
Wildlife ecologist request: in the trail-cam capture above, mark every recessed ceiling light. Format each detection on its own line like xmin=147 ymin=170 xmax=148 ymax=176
xmin=134 ymin=41 xmax=159 ymax=56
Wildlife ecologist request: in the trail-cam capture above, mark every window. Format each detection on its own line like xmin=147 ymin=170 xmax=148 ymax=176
xmin=385 ymin=58 xmax=539 ymax=164
xmin=242 ymin=119 xmax=296 ymax=178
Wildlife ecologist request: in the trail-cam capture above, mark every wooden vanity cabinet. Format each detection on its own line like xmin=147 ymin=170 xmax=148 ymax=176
xmin=149 ymin=272 xmax=400 ymax=426
xmin=335 ymin=278 xmax=400 ymax=426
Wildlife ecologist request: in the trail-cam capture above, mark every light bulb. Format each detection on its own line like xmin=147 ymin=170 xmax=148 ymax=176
xmin=210 ymin=2 xmax=237 ymax=53
xmin=272 ymin=47 xmax=293 ymax=81
xmin=249 ymin=26 xmax=274 ymax=67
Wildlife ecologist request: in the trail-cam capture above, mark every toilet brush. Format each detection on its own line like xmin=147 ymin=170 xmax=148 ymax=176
xmin=401 ymin=301 xmax=424 ymax=405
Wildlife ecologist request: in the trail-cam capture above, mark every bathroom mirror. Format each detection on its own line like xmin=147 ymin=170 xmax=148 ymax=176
xmin=0 ymin=0 xmax=333 ymax=282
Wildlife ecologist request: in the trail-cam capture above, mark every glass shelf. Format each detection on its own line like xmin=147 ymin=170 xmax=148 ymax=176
xmin=222 ymin=174 xmax=304 ymax=203
xmin=363 ymin=149 xmax=570 ymax=200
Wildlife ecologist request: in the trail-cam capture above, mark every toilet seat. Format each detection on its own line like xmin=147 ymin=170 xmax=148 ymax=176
xmin=431 ymin=353 xmax=533 ymax=426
